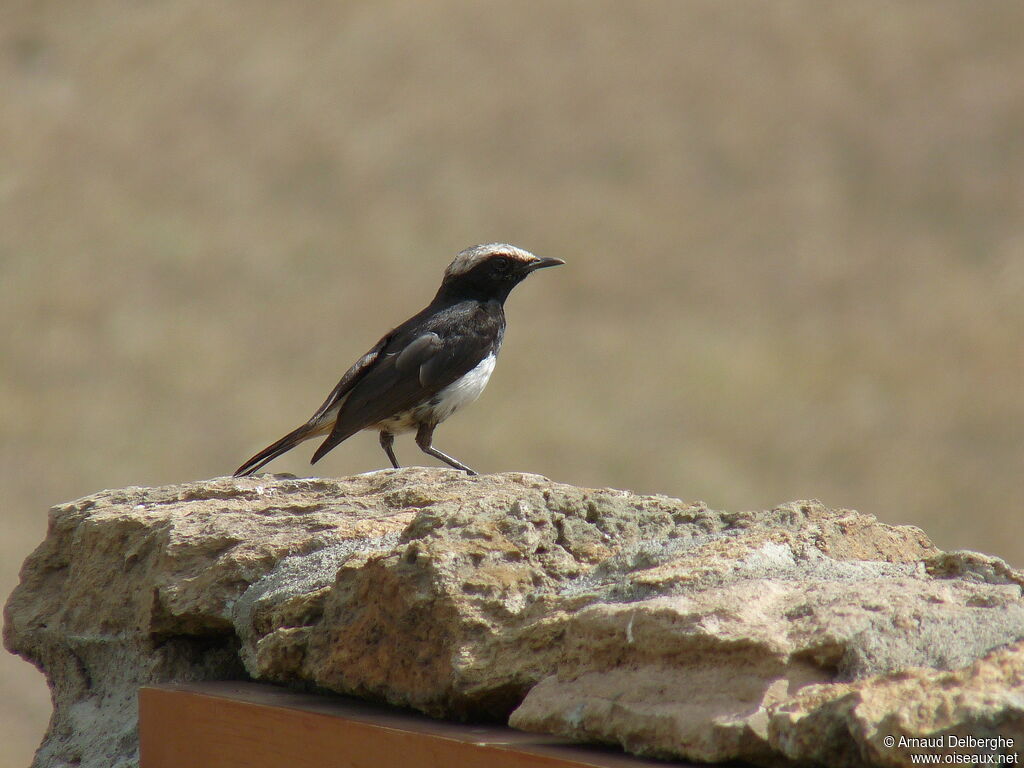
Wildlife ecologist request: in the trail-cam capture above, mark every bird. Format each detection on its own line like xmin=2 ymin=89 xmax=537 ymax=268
xmin=234 ymin=243 xmax=565 ymax=477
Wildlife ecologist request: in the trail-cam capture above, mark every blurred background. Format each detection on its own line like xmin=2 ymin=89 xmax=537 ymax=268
xmin=2 ymin=1 xmax=1022 ymax=764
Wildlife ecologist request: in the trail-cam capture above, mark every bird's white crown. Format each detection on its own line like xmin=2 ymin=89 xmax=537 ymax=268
xmin=444 ymin=243 xmax=539 ymax=278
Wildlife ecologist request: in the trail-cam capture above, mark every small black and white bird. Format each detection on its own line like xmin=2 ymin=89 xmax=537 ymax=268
xmin=234 ymin=243 xmax=564 ymax=477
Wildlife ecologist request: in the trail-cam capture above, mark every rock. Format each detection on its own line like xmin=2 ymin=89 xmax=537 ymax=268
xmin=5 ymin=470 xmax=1024 ymax=768
xmin=768 ymin=640 xmax=1024 ymax=767
xmin=3 ymin=474 xmax=416 ymax=768
xmin=508 ymin=567 xmax=1024 ymax=765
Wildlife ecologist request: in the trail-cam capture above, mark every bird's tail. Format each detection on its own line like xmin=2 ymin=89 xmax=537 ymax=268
xmin=234 ymin=422 xmax=320 ymax=477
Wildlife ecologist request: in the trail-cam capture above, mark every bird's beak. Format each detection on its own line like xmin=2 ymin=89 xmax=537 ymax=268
xmin=525 ymin=257 xmax=566 ymax=272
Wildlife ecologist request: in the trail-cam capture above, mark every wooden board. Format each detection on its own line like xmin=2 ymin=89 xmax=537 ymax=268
xmin=139 ymin=681 xmax=701 ymax=768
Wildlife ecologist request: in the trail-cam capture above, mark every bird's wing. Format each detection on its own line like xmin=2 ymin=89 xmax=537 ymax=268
xmin=395 ymin=331 xmax=442 ymax=382
xmin=310 ymin=310 xmax=498 ymax=463
xmin=306 ymin=332 xmax=393 ymax=427
xmin=234 ymin=330 xmax=395 ymax=477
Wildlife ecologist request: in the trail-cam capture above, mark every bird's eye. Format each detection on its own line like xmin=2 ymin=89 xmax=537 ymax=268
xmin=492 ymin=256 xmax=512 ymax=273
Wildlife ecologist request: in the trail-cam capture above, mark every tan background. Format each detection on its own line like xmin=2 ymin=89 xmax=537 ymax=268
xmin=3 ymin=2 xmax=1023 ymax=764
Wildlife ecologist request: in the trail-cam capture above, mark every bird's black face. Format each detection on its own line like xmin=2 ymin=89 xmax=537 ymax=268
xmin=436 ymin=248 xmax=565 ymax=305
xmin=487 ymin=255 xmax=516 ymax=281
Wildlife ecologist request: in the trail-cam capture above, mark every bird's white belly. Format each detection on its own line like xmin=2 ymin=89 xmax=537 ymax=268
xmin=431 ymin=353 xmax=496 ymax=421
xmin=376 ymin=353 xmax=496 ymax=433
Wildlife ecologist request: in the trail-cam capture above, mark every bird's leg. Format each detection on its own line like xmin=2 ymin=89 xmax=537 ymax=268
xmin=415 ymin=423 xmax=476 ymax=475
xmin=379 ymin=431 xmax=401 ymax=469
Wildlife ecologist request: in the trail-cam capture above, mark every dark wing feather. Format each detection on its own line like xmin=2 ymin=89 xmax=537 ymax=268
xmin=310 ymin=303 xmax=502 ymax=463
xmin=395 ymin=332 xmax=442 ymax=381
xmin=232 ymin=331 xmax=394 ymax=476
xmin=307 ymin=332 xmax=392 ymax=426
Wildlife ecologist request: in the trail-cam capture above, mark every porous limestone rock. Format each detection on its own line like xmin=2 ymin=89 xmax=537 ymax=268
xmin=508 ymin=559 xmax=1024 ymax=765
xmin=766 ymin=639 xmax=1024 ymax=766
xmin=5 ymin=469 xmax=1024 ymax=768
xmin=3 ymin=474 xmax=415 ymax=768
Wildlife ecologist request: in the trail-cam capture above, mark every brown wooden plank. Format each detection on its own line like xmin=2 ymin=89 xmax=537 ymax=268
xmin=139 ymin=681 xmax=698 ymax=768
